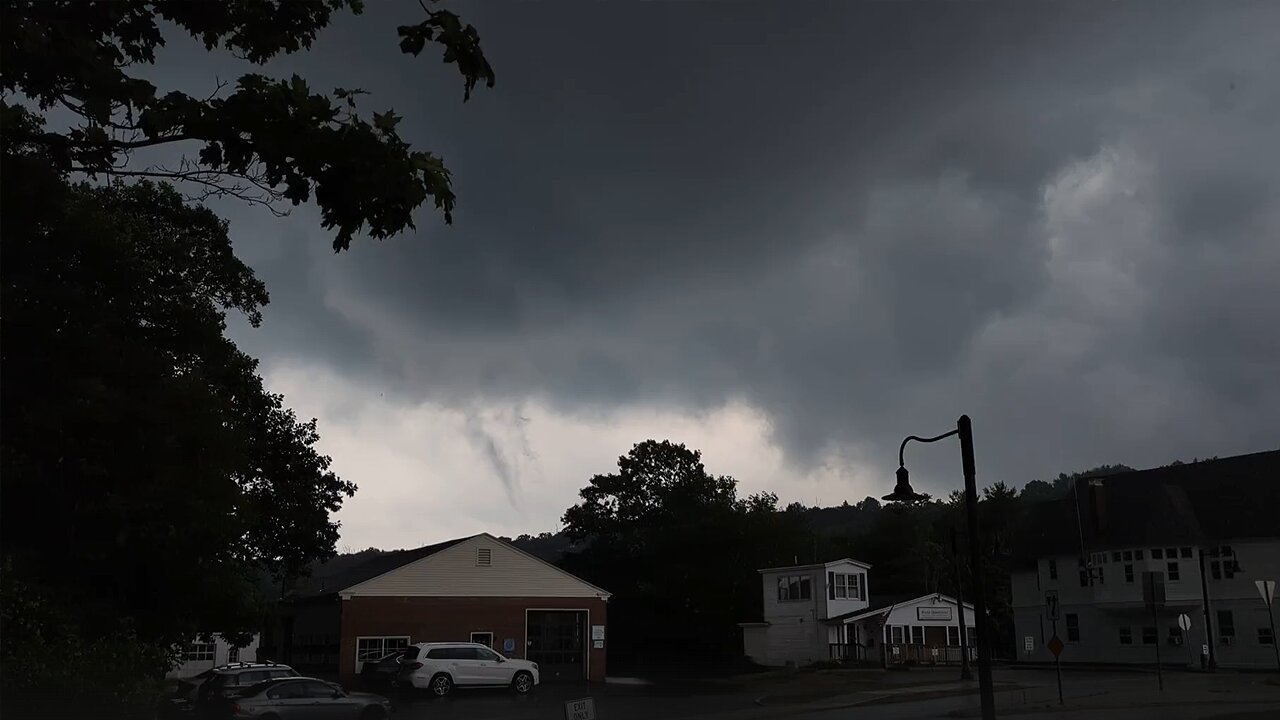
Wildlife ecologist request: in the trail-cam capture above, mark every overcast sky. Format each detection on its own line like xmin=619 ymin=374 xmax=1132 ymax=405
xmin=153 ymin=1 xmax=1280 ymax=551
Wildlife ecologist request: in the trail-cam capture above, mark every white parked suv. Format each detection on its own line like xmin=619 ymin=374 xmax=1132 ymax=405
xmin=396 ymin=642 xmax=539 ymax=697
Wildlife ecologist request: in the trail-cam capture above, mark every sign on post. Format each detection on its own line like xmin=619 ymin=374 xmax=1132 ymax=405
xmin=1046 ymin=634 xmax=1064 ymax=657
xmin=565 ymin=697 xmax=596 ymax=720
xmin=1024 ymin=636 xmax=1034 ymax=654
xmin=1257 ymin=580 xmax=1277 ymax=607
xmin=1045 ymin=590 xmax=1060 ymax=621
xmin=1178 ymin=614 xmax=1192 ymax=632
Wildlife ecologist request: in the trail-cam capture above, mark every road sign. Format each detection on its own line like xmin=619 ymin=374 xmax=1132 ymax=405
xmin=1045 ymin=590 xmax=1060 ymax=621
xmin=1047 ymin=634 xmax=1065 ymax=657
xmin=1257 ymin=580 xmax=1277 ymax=607
xmin=565 ymin=697 xmax=596 ymax=720
xmin=1024 ymin=636 xmax=1034 ymax=653
xmin=1178 ymin=613 xmax=1192 ymax=632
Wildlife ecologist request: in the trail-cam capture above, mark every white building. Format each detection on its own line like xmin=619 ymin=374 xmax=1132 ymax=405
xmin=739 ymin=558 xmax=976 ymax=667
xmin=1011 ymin=451 xmax=1280 ymax=670
xmin=165 ymin=634 xmax=260 ymax=679
xmin=829 ymin=593 xmax=976 ymax=667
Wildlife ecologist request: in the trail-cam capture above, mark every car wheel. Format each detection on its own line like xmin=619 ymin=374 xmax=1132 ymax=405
xmin=511 ymin=671 xmax=534 ymax=694
xmin=429 ymin=673 xmax=453 ymax=698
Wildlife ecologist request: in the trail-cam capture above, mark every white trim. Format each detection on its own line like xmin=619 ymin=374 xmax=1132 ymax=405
xmin=832 ymin=593 xmax=975 ymax=625
xmin=524 ymin=607 xmax=591 ymax=681
xmin=354 ymin=635 xmax=410 ymax=674
xmin=757 ymin=557 xmax=874 ymax=573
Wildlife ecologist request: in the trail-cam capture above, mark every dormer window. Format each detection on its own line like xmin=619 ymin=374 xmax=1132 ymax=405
xmin=829 ymin=572 xmax=866 ymax=600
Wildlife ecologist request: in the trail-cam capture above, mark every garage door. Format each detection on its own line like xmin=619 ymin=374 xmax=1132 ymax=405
xmin=526 ymin=610 xmax=586 ymax=682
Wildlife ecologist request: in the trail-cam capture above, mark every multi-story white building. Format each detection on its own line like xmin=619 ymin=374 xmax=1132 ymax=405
xmin=1011 ymin=450 xmax=1280 ymax=670
xmin=740 ymin=558 xmax=975 ymax=667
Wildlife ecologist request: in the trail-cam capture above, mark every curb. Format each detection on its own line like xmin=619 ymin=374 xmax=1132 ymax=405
xmin=945 ymin=697 xmax=1280 ymax=718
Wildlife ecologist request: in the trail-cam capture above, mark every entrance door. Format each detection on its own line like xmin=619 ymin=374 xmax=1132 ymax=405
xmin=526 ymin=610 xmax=586 ymax=682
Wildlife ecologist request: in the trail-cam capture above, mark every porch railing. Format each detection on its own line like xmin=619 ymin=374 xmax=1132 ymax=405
xmin=885 ymin=643 xmax=976 ymax=665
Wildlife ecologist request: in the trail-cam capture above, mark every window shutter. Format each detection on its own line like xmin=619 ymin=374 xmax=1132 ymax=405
xmin=828 ymin=572 xmax=835 ymax=600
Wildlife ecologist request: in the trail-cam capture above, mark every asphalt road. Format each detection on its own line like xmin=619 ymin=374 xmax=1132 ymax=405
xmin=382 ymin=668 xmax=1280 ymax=720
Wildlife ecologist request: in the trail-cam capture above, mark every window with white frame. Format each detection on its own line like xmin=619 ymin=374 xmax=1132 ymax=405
xmin=470 ymin=632 xmax=494 ymax=648
xmin=777 ymin=575 xmax=812 ymax=602
xmin=356 ymin=636 xmax=410 ymax=665
xmin=910 ymin=626 xmax=925 ymax=644
xmin=186 ymin=642 xmax=216 ymax=662
xmin=829 ymin=572 xmax=863 ymax=600
xmin=890 ymin=625 xmax=905 ymax=643
xmin=947 ymin=626 xmax=961 ymax=646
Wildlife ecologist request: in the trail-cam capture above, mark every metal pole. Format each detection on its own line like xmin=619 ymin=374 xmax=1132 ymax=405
xmin=952 ymin=527 xmax=973 ymax=680
xmin=958 ymin=415 xmax=996 ymax=720
xmin=1269 ymin=603 xmax=1280 ymax=673
xmin=1152 ymin=605 xmax=1164 ymax=690
xmin=1198 ymin=547 xmax=1217 ymax=671
xmin=1052 ymin=619 xmax=1063 ymax=705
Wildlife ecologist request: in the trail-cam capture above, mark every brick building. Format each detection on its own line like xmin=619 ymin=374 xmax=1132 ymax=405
xmin=268 ymin=533 xmax=611 ymax=684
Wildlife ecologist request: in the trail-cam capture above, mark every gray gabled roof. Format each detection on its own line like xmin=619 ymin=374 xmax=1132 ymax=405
xmin=825 ymin=593 xmax=974 ymax=624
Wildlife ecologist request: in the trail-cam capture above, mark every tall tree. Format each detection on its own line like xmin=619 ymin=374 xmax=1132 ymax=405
xmin=0 ymin=164 xmax=354 ymax=713
xmin=561 ymin=441 xmax=811 ymax=665
xmin=1 ymin=0 xmax=494 ymax=249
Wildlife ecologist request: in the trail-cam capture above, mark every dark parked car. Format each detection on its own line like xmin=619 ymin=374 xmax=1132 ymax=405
xmin=159 ymin=663 xmax=298 ymax=719
xmin=198 ymin=664 xmax=299 ymax=704
xmin=222 ymin=677 xmax=392 ymax=720
xmin=359 ymin=652 xmax=404 ymax=690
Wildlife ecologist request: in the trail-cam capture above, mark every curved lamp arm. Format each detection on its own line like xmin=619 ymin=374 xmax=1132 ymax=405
xmin=898 ymin=428 xmax=960 ymax=467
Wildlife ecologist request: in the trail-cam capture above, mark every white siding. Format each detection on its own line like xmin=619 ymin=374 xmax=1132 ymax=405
xmin=340 ymin=534 xmax=609 ymax=598
xmin=166 ymin=635 xmax=260 ymax=679
xmin=822 ymin=560 xmax=871 ymax=619
xmin=882 ymin=595 xmax=975 ymax=629
xmin=761 ymin=568 xmax=822 ymax=622
xmin=768 ymin=618 xmax=821 ymax=666
xmin=742 ymin=626 xmax=769 ymax=664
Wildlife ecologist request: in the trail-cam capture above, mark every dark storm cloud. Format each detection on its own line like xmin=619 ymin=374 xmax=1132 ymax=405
xmin=156 ymin=0 xmax=1280 ymax=496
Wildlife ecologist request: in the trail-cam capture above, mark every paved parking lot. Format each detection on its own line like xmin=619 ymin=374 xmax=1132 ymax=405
xmin=382 ymin=680 xmax=760 ymax=720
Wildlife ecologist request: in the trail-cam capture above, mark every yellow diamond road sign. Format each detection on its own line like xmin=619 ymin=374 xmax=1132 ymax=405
xmin=1047 ymin=634 xmax=1065 ymax=657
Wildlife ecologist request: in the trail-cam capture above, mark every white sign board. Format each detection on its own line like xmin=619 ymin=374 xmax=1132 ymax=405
xmin=591 ymin=625 xmax=606 ymax=641
xmin=1202 ymin=644 xmax=1209 ymax=656
xmin=1024 ymin=636 xmax=1034 ymax=654
xmin=1178 ymin=613 xmax=1192 ymax=632
xmin=931 ymin=647 xmax=939 ymax=657
xmin=593 ymin=640 xmax=604 ymax=649
xmin=917 ymin=606 xmax=953 ymax=621
xmin=565 ymin=697 xmax=596 ymax=720
xmin=1257 ymin=580 xmax=1276 ymax=607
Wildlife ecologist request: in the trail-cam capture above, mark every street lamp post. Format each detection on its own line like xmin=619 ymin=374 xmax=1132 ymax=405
xmin=951 ymin=527 xmax=973 ymax=681
xmin=885 ymin=415 xmax=996 ymax=720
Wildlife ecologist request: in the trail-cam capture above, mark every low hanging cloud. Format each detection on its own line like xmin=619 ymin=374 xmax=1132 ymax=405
xmin=181 ymin=1 xmax=1280 ymax=548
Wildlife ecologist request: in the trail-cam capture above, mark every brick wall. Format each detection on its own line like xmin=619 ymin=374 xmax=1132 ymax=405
xmin=338 ymin=596 xmax=608 ymax=683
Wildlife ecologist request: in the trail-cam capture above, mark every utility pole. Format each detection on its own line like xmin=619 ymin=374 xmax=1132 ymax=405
xmin=1198 ymin=547 xmax=1217 ymax=671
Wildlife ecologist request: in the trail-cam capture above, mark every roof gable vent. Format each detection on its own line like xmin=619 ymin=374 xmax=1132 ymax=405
xmin=476 ymin=547 xmax=492 ymax=566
